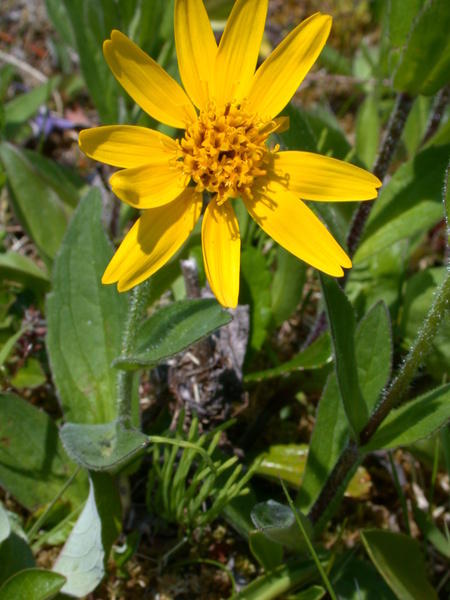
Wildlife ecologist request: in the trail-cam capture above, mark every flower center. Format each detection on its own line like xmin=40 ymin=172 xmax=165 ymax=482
xmin=179 ymin=102 xmax=275 ymax=204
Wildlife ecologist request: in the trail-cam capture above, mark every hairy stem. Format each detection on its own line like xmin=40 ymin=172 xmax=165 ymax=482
xmin=309 ymin=269 xmax=450 ymax=526
xmin=346 ymin=92 xmax=414 ymax=255
xmin=117 ymin=280 xmax=151 ymax=426
xmin=359 ymin=269 xmax=450 ymax=444
xmin=421 ymin=85 xmax=450 ymax=146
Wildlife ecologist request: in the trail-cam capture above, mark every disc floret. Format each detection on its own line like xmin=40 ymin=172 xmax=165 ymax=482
xmin=179 ymin=101 xmax=272 ymax=204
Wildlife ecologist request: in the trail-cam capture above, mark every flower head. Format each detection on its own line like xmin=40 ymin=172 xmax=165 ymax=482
xmin=79 ymin=0 xmax=381 ymax=308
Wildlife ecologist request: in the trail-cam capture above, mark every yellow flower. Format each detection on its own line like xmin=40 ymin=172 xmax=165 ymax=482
xmin=79 ymin=0 xmax=381 ymax=308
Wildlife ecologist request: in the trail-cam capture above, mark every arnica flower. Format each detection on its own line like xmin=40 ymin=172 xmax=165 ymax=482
xmin=79 ymin=0 xmax=381 ymax=308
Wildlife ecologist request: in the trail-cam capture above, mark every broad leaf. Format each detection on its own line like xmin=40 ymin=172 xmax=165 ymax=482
xmin=0 ymin=252 xmax=49 ymax=293
xmin=0 ymin=393 xmax=87 ymax=510
xmin=361 ymin=530 xmax=437 ymax=600
xmin=60 ymin=421 xmax=148 ymax=471
xmin=46 ymin=190 xmax=127 ymax=423
xmin=394 ymin=0 xmax=450 ymax=95
xmin=279 ymin=103 xmax=317 ymax=152
xmin=363 ymin=385 xmax=450 ymax=452
xmin=0 ymin=569 xmax=66 ymax=600
xmin=271 ymin=247 xmax=306 ymax=327
xmin=332 ymin=555 xmax=396 ymax=600
xmin=249 ymin=531 xmax=283 ymax=571
xmin=0 ymin=143 xmax=73 ymax=263
xmin=321 ymin=275 xmax=367 ymax=434
xmin=0 ymin=534 xmax=35 ymax=586
xmin=256 ymin=445 xmax=370 ymax=500
xmin=240 ymin=247 xmax=272 ymax=353
xmin=388 ymin=0 xmax=425 ymax=48
xmin=251 ymin=500 xmax=313 ymax=552
xmin=114 ymin=299 xmax=231 ymax=370
xmin=355 ymin=302 xmax=392 ymax=413
xmin=297 ymin=373 xmax=349 ymax=512
xmin=354 ymin=145 xmax=450 ymax=263
xmin=53 ymin=475 xmax=121 ymax=597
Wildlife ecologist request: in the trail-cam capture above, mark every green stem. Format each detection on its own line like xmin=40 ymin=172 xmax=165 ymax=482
xmin=359 ymin=270 xmax=450 ymax=445
xmin=27 ymin=466 xmax=81 ymax=542
xmin=117 ymin=280 xmax=151 ymax=427
xmin=281 ymin=480 xmax=337 ymax=600
xmin=309 ymin=269 xmax=450 ymax=527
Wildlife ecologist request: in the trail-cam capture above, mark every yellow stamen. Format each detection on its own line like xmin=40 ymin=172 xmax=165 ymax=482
xmin=179 ymin=101 xmax=275 ymax=203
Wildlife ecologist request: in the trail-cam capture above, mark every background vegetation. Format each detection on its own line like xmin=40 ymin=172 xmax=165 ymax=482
xmin=0 ymin=0 xmax=449 ymax=598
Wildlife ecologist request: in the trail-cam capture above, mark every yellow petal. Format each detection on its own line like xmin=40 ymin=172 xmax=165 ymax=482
xmin=175 ymin=0 xmax=217 ymax=110
xmin=103 ymin=188 xmax=202 ymax=291
xmin=247 ymin=13 xmax=332 ymax=119
xmin=79 ymin=125 xmax=178 ymax=168
xmin=213 ymin=0 xmax=268 ymax=107
xmin=271 ymin=151 xmax=382 ymax=201
xmin=244 ymin=182 xmax=351 ymax=276
xmin=109 ymin=162 xmax=188 ymax=209
xmin=103 ymin=30 xmax=197 ymax=128
xmin=202 ymin=200 xmax=240 ymax=308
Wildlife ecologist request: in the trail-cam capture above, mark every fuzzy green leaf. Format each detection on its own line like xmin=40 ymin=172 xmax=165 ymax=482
xmin=46 ymin=190 xmax=127 ymax=423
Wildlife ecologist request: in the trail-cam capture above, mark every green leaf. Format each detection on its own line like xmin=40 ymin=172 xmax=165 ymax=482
xmin=0 ymin=393 xmax=87 ymax=510
xmin=10 ymin=358 xmax=46 ymax=389
xmin=0 ymin=252 xmax=49 ymax=293
xmin=279 ymin=103 xmax=317 ymax=152
xmin=255 ymin=445 xmax=309 ymax=489
xmin=355 ymin=94 xmax=380 ymax=169
xmin=22 ymin=149 xmax=85 ymax=209
xmin=251 ymin=500 xmax=313 ymax=552
xmin=60 ymin=1 xmax=121 ymax=123
xmin=271 ymin=247 xmax=306 ymax=327
xmin=361 ymin=529 xmax=437 ymax=600
xmin=394 ymin=0 xmax=450 ymax=96
xmin=295 ymin=586 xmax=326 ymax=600
xmin=0 ymin=143 xmax=73 ymax=263
xmin=0 ymin=534 xmax=35 ymax=586
xmin=402 ymin=96 xmax=432 ymax=157
xmin=249 ymin=531 xmax=283 ymax=571
xmin=240 ymin=246 xmax=272 ymax=352
xmin=320 ymin=275 xmax=367 ymax=434
xmin=297 ymin=373 xmax=349 ymax=512
xmin=400 ymin=268 xmax=450 ymax=380
xmin=244 ymin=334 xmax=331 ymax=383
xmin=46 ymin=189 xmax=127 ymax=423
xmin=53 ymin=474 xmax=121 ymax=597
xmin=388 ymin=0 xmax=425 ymax=48
xmin=363 ymin=384 xmax=450 ymax=452
xmin=231 ymin=559 xmax=317 ymax=600
xmin=355 ymin=145 xmax=450 ymax=263
xmin=306 ymin=107 xmax=352 ymax=159
xmin=4 ymin=77 xmax=60 ymax=127
xmin=60 ymin=421 xmax=148 ymax=471
xmin=414 ymin=507 xmax=450 ymax=559
xmin=114 ymin=298 xmax=231 ymax=370
xmin=355 ymin=302 xmax=392 ymax=413
xmin=0 ymin=504 xmax=10 ymax=544
xmin=0 ymin=569 xmax=66 ymax=600
xmin=332 ymin=555 xmax=397 ymax=600
xmin=0 ymin=326 xmax=28 ymax=369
